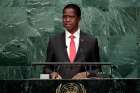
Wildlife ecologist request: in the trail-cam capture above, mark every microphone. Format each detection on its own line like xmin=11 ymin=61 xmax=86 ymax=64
xmin=65 ymin=45 xmax=67 ymax=48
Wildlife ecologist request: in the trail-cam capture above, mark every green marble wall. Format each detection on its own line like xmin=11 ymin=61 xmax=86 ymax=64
xmin=0 ymin=0 xmax=139 ymax=79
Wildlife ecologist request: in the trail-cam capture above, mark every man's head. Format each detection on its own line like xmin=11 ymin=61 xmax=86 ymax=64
xmin=63 ymin=4 xmax=81 ymax=34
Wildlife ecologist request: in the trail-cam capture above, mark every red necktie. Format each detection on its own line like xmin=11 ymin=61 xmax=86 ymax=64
xmin=69 ymin=35 xmax=76 ymax=63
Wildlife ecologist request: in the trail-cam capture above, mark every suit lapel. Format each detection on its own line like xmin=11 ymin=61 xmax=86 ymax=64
xmin=74 ymin=31 xmax=85 ymax=62
xmin=60 ymin=32 xmax=70 ymax=62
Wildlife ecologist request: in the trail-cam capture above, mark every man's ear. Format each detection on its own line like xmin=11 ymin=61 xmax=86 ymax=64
xmin=78 ymin=17 xmax=81 ymax=21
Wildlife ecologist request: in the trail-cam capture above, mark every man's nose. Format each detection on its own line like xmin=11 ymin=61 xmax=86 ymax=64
xmin=65 ymin=17 xmax=71 ymax=22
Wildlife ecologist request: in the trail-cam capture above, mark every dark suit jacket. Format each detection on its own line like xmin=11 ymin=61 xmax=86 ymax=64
xmin=44 ymin=31 xmax=100 ymax=79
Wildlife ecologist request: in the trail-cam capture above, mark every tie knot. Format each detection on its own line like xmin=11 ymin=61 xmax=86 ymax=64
xmin=69 ymin=35 xmax=75 ymax=39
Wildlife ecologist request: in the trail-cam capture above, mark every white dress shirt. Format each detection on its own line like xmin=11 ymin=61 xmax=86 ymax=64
xmin=65 ymin=28 xmax=80 ymax=57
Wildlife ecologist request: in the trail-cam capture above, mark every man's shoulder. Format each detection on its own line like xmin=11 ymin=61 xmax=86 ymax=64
xmin=80 ymin=31 xmax=97 ymax=41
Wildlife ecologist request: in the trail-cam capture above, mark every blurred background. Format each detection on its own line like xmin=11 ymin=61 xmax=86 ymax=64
xmin=0 ymin=0 xmax=139 ymax=79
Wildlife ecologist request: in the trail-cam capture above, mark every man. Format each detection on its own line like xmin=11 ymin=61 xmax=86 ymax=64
xmin=44 ymin=4 xmax=100 ymax=79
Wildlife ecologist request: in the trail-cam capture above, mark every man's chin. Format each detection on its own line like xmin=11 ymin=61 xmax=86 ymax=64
xmin=65 ymin=28 xmax=72 ymax=32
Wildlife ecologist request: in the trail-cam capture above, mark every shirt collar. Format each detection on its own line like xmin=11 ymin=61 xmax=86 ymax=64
xmin=65 ymin=28 xmax=80 ymax=38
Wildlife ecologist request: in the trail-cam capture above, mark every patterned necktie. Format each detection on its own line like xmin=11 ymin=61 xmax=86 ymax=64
xmin=69 ymin=35 xmax=76 ymax=63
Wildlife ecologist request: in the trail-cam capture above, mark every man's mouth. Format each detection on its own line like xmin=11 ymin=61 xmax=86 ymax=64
xmin=65 ymin=24 xmax=71 ymax=26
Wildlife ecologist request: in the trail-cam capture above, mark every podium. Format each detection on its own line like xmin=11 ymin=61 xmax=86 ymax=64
xmin=31 ymin=62 xmax=113 ymax=79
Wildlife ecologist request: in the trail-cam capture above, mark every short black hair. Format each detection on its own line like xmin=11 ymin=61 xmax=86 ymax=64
xmin=63 ymin=4 xmax=81 ymax=17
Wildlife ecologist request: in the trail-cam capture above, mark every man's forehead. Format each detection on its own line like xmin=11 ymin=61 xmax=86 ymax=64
xmin=64 ymin=8 xmax=76 ymax=12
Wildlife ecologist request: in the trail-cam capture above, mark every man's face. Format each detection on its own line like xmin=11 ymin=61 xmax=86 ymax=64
xmin=63 ymin=8 xmax=80 ymax=33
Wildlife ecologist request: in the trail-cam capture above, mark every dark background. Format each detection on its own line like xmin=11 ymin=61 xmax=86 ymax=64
xmin=0 ymin=79 xmax=139 ymax=93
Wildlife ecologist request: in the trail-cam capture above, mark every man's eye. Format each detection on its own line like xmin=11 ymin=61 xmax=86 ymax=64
xmin=70 ymin=16 xmax=74 ymax=18
xmin=63 ymin=16 xmax=74 ymax=18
